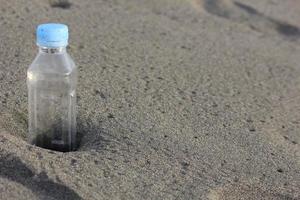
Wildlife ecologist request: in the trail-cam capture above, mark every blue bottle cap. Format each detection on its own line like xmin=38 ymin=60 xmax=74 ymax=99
xmin=37 ymin=23 xmax=69 ymax=48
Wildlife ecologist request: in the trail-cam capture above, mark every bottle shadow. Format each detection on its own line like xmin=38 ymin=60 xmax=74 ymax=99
xmin=0 ymin=153 xmax=82 ymax=200
xmin=76 ymin=117 xmax=111 ymax=152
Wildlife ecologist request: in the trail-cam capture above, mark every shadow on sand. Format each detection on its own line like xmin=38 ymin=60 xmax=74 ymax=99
xmin=0 ymin=153 xmax=82 ymax=200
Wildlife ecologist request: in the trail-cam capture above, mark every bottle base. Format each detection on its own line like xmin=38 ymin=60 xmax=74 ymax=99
xmin=30 ymin=135 xmax=75 ymax=152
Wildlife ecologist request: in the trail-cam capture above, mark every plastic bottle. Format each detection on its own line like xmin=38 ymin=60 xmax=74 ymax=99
xmin=27 ymin=23 xmax=77 ymax=152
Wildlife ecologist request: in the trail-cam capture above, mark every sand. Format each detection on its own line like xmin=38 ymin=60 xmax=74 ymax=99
xmin=0 ymin=0 xmax=299 ymax=199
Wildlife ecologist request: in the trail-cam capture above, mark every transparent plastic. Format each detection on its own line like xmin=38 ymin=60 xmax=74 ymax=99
xmin=27 ymin=47 xmax=77 ymax=152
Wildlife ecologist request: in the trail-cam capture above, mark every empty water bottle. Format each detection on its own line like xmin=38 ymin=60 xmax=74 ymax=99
xmin=27 ymin=23 xmax=77 ymax=151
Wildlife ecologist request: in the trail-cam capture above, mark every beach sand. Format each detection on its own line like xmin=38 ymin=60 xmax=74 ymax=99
xmin=0 ymin=0 xmax=299 ymax=199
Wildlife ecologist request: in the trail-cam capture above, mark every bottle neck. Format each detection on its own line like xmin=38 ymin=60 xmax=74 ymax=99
xmin=39 ymin=46 xmax=67 ymax=54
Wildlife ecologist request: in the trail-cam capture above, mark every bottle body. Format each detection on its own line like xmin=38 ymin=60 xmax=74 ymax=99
xmin=27 ymin=47 xmax=77 ymax=151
